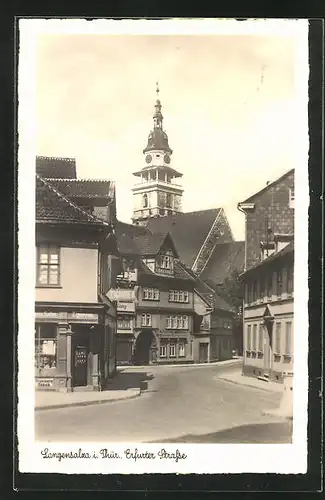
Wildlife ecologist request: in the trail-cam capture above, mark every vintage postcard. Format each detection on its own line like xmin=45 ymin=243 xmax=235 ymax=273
xmin=18 ymin=18 xmax=309 ymax=475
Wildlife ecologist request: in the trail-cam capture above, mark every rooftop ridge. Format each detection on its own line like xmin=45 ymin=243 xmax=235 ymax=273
xmin=36 ymin=174 xmax=109 ymax=226
xmin=36 ymin=155 xmax=76 ymax=162
xmin=174 ymin=260 xmax=197 ymax=281
xmin=45 ymin=177 xmax=114 ymax=183
xmin=239 ymin=168 xmax=294 ymax=204
xmin=164 ymin=207 xmax=222 ymax=217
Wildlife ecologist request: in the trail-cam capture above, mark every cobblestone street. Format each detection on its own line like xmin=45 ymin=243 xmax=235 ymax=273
xmin=35 ymin=363 xmax=291 ymax=443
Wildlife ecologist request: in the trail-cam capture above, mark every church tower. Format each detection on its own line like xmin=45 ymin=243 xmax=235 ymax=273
xmin=132 ymin=83 xmax=183 ymax=225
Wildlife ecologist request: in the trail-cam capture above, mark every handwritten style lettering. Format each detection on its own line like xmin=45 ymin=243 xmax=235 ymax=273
xmin=124 ymin=448 xmax=156 ymax=461
xmin=158 ymin=448 xmax=187 ymax=462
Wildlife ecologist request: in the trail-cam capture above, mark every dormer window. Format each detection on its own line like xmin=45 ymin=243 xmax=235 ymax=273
xmin=155 ymin=250 xmax=174 ymax=274
xmin=160 ymin=254 xmax=172 ymax=269
xmin=260 ymin=241 xmax=275 ymax=261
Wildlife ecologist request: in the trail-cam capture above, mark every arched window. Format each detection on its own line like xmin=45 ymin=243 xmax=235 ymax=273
xmin=142 ymin=193 xmax=148 ymax=208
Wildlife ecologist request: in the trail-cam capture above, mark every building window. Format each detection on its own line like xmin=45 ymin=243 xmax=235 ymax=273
xmin=143 ymin=287 xmax=160 ymax=300
xmin=285 ymin=322 xmax=292 ymax=356
xmin=169 ymin=343 xmax=176 ymax=357
xmin=168 ymin=290 xmax=189 ymax=303
xmin=178 ymin=342 xmax=185 ymax=357
xmin=267 ymin=273 xmax=273 ymax=298
xmin=166 ymin=315 xmax=189 ymax=330
xmin=287 ymin=265 xmax=294 ymax=294
xmin=258 ymin=324 xmax=264 ymax=351
xmin=35 ymin=323 xmax=57 ymax=372
xmin=274 ymin=322 xmax=281 ymax=354
xmin=159 ymin=343 xmax=167 ymax=358
xmin=160 ymin=254 xmax=172 ymax=269
xmin=36 ymin=245 xmax=60 ymax=286
xmin=117 ymin=317 xmax=132 ymax=330
xmin=142 ymin=193 xmax=148 ymax=208
xmin=252 ymin=324 xmax=257 ymax=351
xmin=166 ymin=193 xmax=173 ymax=208
xmin=247 ymin=325 xmax=251 ymax=350
xmin=141 ymin=313 xmax=152 ymax=327
xmin=276 ymin=269 xmax=283 ymax=296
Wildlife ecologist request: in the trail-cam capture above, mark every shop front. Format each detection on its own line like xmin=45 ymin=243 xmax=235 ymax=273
xmin=115 ymin=299 xmax=135 ymax=366
xmin=35 ymin=303 xmax=115 ymax=392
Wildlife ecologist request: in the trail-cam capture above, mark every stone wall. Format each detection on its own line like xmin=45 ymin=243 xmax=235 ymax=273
xmin=246 ymin=172 xmax=294 ymax=270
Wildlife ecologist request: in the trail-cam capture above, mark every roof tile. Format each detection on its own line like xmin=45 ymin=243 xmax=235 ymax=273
xmin=44 ymin=178 xmax=114 ymax=199
xmin=146 ymin=209 xmax=222 ymax=268
xmin=36 ymin=175 xmax=108 ymax=226
xmin=36 ymin=156 xmax=77 ymax=179
xmin=200 ymin=241 xmax=245 ymax=286
xmin=133 ymin=233 xmax=172 ymax=256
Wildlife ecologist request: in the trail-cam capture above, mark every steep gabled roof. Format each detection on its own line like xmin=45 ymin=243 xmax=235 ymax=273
xmin=239 ymin=169 xmax=294 ymax=204
xmin=174 ymin=261 xmax=195 ymax=281
xmin=146 ymin=208 xmax=222 ymax=268
xmin=44 ymin=178 xmax=114 ymax=200
xmin=139 ymin=259 xmax=195 ymax=282
xmin=133 ymin=232 xmax=179 ymax=257
xmin=116 ymin=220 xmax=150 ymax=237
xmin=177 ymin=261 xmax=235 ymax=313
xmin=36 ymin=156 xmax=77 ymax=179
xmin=200 ymin=241 xmax=245 ymax=286
xmin=36 ymin=175 xmax=108 ymax=226
xmin=114 ymin=220 xmax=151 ymax=256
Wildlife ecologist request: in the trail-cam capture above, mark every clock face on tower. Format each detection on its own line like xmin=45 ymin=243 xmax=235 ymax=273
xmin=145 ymin=154 xmax=152 ymax=164
xmin=164 ymin=154 xmax=171 ymax=164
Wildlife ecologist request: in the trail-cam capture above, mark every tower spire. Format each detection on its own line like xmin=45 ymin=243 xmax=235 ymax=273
xmin=142 ymin=82 xmax=172 ymax=154
xmin=153 ymin=82 xmax=163 ymax=129
xmin=132 ymin=81 xmax=183 ymax=225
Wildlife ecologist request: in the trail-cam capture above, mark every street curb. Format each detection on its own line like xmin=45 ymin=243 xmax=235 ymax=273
xmin=216 ymin=376 xmax=281 ymax=393
xmin=119 ymin=359 xmax=242 ymax=371
xmin=35 ymin=390 xmax=141 ymax=412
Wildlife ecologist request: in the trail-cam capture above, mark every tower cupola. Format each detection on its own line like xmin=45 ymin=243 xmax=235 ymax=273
xmin=143 ymin=83 xmax=173 ymax=155
xmin=132 ymin=83 xmax=183 ymax=226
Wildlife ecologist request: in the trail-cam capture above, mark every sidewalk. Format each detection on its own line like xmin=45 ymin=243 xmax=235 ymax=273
xmin=119 ymin=357 xmax=242 ymax=371
xmin=35 ymin=387 xmax=140 ymax=411
xmin=216 ymin=371 xmax=284 ymax=393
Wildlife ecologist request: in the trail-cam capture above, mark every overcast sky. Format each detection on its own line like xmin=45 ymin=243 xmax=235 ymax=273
xmin=36 ymin=31 xmax=299 ymax=240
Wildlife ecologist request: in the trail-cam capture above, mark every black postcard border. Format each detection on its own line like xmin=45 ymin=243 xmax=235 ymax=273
xmin=2 ymin=12 xmax=323 ymax=495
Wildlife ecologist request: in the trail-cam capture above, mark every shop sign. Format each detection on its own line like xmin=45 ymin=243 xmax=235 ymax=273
xmin=35 ymin=311 xmax=67 ymax=320
xmin=35 ymin=311 xmax=98 ymax=323
xmin=36 ymin=378 xmax=54 ymax=388
xmin=107 ymin=288 xmax=135 ymax=302
xmin=69 ymin=312 xmax=98 ymax=322
xmin=117 ymin=301 xmax=135 ymax=312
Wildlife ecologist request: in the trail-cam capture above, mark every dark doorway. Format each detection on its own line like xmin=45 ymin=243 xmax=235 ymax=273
xmin=73 ymin=345 xmax=88 ymax=386
xmin=134 ymin=330 xmax=155 ymax=365
xmin=199 ymin=342 xmax=208 ymax=363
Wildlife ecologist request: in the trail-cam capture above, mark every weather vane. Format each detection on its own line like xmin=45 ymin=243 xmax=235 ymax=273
xmin=156 ymin=81 xmax=160 ymax=98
